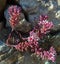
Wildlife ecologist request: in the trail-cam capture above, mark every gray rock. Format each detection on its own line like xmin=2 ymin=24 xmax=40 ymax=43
xmin=57 ymin=0 xmax=60 ymax=6
xmin=4 ymin=8 xmax=11 ymax=27
xmin=15 ymin=12 xmax=32 ymax=33
xmin=18 ymin=0 xmax=39 ymax=12
xmin=18 ymin=0 xmax=40 ymax=24
xmin=0 ymin=48 xmax=18 ymax=64
xmin=0 ymin=41 xmax=14 ymax=61
xmin=16 ymin=0 xmax=59 ymax=27
xmin=51 ymin=25 xmax=60 ymax=32
xmin=55 ymin=10 xmax=60 ymax=19
xmin=15 ymin=18 xmax=32 ymax=33
xmin=28 ymin=13 xmax=40 ymax=25
xmin=41 ymin=60 xmax=56 ymax=64
xmin=0 ymin=28 xmax=11 ymax=42
xmin=50 ymin=33 xmax=60 ymax=53
xmin=0 ymin=41 xmax=10 ymax=54
xmin=17 ymin=52 xmax=41 ymax=64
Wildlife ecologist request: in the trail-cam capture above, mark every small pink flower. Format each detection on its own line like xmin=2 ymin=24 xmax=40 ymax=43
xmin=49 ymin=46 xmax=56 ymax=55
xmin=29 ymin=31 xmax=40 ymax=41
xmin=28 ymin=36 xmax=34 ymax=42
xmin=39 ymin=15 xmax=48 ymax=21
xmin=48 ymin=53 xmax=55 ymax=62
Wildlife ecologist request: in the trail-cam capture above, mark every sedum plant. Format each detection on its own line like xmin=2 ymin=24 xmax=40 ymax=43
xmin=6 ymin=5 xmax=56 ymax=64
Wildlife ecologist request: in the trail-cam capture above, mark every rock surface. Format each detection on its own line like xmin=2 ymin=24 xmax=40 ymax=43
xmin=17 ymin=0 xmax=40 ymax=25
xmin=0 ymin=28 xmax=11 ymax=42
xmin=4 ymin=9 xmax=10 ymax=27
xmin=50 ymin=33 xmax=60 ymax=53
xmin=0 ymin=0 xmax=60 ymax=64
xmin=0 ymin=41 xmax=10 ymax=55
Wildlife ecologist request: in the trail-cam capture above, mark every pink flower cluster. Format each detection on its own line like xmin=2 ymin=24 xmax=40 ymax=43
xmin=35 ymin=46 xmax=56 ymax=62
xmin=14 ymin=41 xmax=29 ymax=52
xmin=8 ymin=5 xmax=21 ymax=29
xmin=14 ymin=36 xmax=56 ymax=62
xmin=14 ymin=37 xmax=39 ymax=52
xmin=28 ymin=15 xmax=54 ymax=40
xmin=13 ymin=15 xmax=56 ymax=62
xmin=28 ymin=31 xmax=40 ymax=41
xmin=38 ymin=15 xmax=53 ymax=34
xmin=14 ymin=33 xmax=39 ymax=52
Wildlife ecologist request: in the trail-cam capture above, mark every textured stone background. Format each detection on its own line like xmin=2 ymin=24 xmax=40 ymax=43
xmin=0 ymin=0 xmax=60 ymax=64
